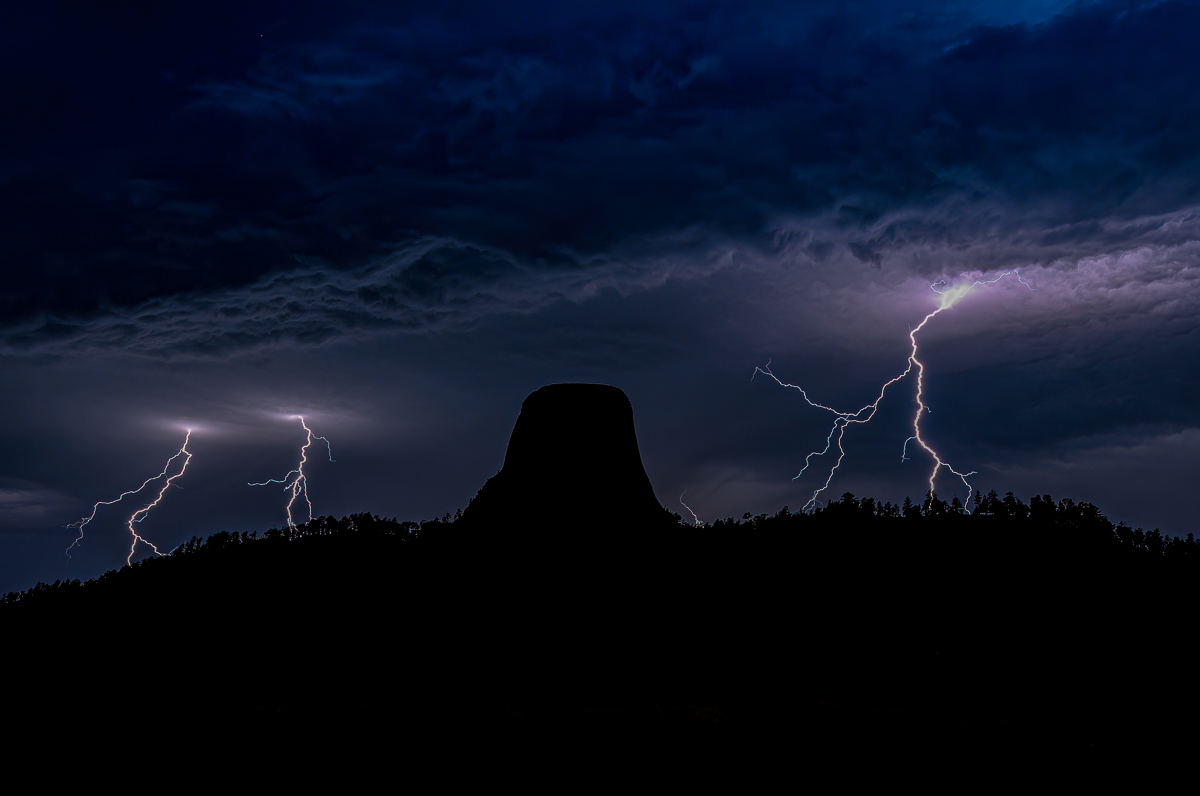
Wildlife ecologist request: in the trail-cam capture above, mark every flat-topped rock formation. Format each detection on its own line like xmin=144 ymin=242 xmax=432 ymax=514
xmin=458 ymin=383 xmax=675 ymax=546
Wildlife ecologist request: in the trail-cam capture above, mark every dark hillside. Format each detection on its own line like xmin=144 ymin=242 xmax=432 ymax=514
xmin=4 ymin=494 xmax=1199 ymax=777
xmin=3 ymin=384 xmax=1198 ymax=777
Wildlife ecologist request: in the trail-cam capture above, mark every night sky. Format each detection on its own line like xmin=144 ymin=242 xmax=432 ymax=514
xmin=4 ymin=0 xmax=1200 ymax=592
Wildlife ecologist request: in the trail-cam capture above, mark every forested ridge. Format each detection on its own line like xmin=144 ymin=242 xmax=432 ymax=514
xmin=3 ymin=490 xmax=1198 ymax=770
xmin=2 ymin=512 xmax=442 ymax=607
xmin=6 ymin=488 xmax=1198 ymax=609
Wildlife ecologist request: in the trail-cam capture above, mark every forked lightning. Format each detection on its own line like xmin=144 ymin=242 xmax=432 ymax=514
xmin=67 ymin=430 xmax=193 ymax=565
xmin=249 ymin=416 xmax=335 ymax=528
xmin=756 ymin=272 xmax=1035 ymax=511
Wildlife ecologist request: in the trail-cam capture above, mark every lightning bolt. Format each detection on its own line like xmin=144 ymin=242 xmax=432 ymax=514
xmin=679 ymin=490 xmax=701 ymax=526
xmin=66 ymin=430 xmax=193 ymax=565
xmin=249 ymin=416 xmax=335 ymax=528
xmin=756 ymin=271 xmax=1036 ymax=511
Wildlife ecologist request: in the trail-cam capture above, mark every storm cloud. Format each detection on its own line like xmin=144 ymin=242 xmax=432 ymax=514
xmin=6 ymin=1 xmax=1200 ymax=337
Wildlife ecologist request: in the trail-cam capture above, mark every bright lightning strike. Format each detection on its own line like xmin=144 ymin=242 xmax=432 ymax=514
xmin=755 ymin=271 xmax=1036 ymax=512
xmin=249 ymin=416 xmax=335 ymax=528
xmin=66 ymin=430 xmax=193 ymax=565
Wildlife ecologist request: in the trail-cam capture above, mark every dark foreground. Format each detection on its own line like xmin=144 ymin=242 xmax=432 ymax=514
xmin=4 ymin=498 xmax=1198 ymax=781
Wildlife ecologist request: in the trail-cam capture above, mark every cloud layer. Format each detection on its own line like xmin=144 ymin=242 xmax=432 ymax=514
xmin=5 ymin=1 xmax=1200 ymax=349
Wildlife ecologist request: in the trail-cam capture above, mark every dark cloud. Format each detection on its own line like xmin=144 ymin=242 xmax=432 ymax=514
xmin=5 ymin=1 xmax=1200 ymax=335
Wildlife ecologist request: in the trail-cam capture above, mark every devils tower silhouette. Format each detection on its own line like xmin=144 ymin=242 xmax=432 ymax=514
xmin=459 ymin=383 xmax=675 ymax=546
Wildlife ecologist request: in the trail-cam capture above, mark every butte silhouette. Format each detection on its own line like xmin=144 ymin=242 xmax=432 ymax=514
xmin=458 ymin=383 xmax=676 ymax=548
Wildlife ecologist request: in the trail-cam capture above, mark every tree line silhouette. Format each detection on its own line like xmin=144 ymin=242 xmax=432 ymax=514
xmin=8 ymin=487 xmax=1198 ymax=610
xmin=3 ymin=489 xmax=1198 ymax=764
xmin=2 ymin=512 xmax=447 ymax=607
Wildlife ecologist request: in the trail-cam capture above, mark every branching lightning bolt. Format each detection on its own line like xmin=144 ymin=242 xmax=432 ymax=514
xmin=756 ymin=271 xmax=1036 ymax=512
xmin=66 ymin=430 xmax=193 ymax=565
xmin=249 ymin=416 xmax=335 ymax=529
